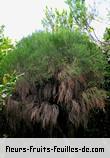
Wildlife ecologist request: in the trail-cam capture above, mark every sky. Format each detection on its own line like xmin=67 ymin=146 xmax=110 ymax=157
xmin=0 ymin=0 xmax=110 ymax=41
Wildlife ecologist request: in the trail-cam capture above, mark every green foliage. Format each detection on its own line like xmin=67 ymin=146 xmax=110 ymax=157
xmin=65 ymin=0 xmax=95 ymax=29
xmin=42 ymin=6 xmax=73 ymax=32
xmin=103 ymin=27 xmax=110 ymax=94
xmin=103 ymin=27 xmax=110 ymax=67
xmin=0 ymin=72 xmax=17 ymax=109
xmin=0 ymin=25 xmax=13 ymax=62
xmin=0 ymin=25 xmax=15 ymax=109
xmin=104 ymin=27 xmax=110 ymax=41
xmin=42 ymin=0 xmax=96 ymax=34
xmin=1 ymin=30 xmax=107 ymax=83
xmin=0 ymin=25 xmax=14 ymax=80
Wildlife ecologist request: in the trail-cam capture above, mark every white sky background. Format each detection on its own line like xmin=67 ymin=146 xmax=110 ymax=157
xmin=0 ymin=0 xmax=110 ymax=41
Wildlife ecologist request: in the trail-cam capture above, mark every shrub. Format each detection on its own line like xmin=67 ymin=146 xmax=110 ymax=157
xmin=1 ymin=30 xmax=107 ymax=84
xmin=1 ymin=29 xmax=108 ymax=137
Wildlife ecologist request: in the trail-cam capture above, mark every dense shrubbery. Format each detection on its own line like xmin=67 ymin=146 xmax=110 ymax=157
xmin=0 ymin=29 xmax=108 ymax=137
xmin=1 ymin=30 xmax=107 ymax=84
xmin=0 ymin=0 xmax=109 ymax=137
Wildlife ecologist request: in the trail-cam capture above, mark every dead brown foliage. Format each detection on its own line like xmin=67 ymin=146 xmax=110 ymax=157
xmin=5 ymin=71 xmax=106 ymax=137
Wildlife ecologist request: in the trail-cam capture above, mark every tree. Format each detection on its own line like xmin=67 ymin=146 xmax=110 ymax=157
xmin=42 ymin=6 xmax=73 ymax=32
xmin=42 ymin=0 xmax=98 ymax=42
xmin=2 ymin=30 xmax=107 ymax=137
xmin=0 ymin=1 xmax=109 ymax=137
